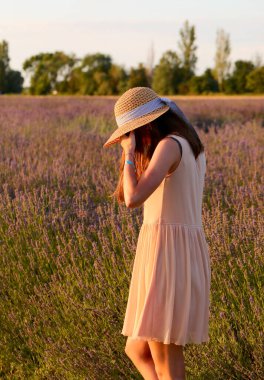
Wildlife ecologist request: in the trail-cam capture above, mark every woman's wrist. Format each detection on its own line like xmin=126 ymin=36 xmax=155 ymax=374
xmin=125 ymin=151 xmax=135 ymax=157
xmin=124 ymin=151 xmax=136 ymax=173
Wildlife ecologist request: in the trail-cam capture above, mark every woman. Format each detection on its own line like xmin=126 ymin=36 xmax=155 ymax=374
xmin=103 ymin=87 xmax=211 ymax=380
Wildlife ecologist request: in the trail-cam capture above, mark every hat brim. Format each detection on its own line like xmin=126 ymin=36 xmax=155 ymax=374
xmin=103 ymin=105 xmax=170 ymax=148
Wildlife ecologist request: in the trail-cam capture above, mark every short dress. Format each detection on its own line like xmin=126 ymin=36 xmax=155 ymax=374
xmin=121 ymin=134 xmax=211 ymax=346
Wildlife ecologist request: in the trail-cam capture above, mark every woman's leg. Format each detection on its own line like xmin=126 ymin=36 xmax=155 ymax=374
xmin=125 ymin=337 xmax=159 ymax=380
xmin=148 ymin=340 xmax=186 ymax=380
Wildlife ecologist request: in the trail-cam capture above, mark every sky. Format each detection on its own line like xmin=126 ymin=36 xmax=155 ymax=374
xmin=1 ymin=0 xmax=264 ymax=78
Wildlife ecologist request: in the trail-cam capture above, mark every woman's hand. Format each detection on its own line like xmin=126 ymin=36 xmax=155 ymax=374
xmin=120 ymin=131 xmax=136 ymax=153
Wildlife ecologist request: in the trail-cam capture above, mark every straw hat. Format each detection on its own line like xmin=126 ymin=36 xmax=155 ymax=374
xmin=103 ymin=87 xmax=170 ymax=148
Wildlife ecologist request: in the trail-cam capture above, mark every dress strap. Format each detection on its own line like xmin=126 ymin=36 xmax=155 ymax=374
xmin=166 ymin=135 xmax=183 ymax=157
xmin=164 ymin=135 xmax=184 ymax=178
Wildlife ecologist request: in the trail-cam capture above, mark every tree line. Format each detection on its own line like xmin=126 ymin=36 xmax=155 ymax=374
xmin=0 ymin=20 xmax=263 ymax=95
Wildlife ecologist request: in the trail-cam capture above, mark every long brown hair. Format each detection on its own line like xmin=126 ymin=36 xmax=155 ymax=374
xmin=110 ymin=109 xmax=204 ymax=204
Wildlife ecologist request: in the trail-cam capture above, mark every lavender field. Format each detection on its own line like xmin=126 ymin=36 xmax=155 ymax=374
xmin=0 ymin=95 xmax=263 ymax=380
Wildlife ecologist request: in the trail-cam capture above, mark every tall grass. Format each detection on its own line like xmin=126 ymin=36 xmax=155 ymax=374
xmin=0 ymin=96 xmax=263 ymax=379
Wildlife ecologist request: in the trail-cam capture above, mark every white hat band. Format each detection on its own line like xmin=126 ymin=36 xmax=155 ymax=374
xmin=115 ymin=97 xmax=164 ymax=127
xmin=115 ymin=96 xmax=192 ymax=128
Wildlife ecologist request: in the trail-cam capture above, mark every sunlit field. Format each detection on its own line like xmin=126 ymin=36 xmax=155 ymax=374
xmin=0 ymin=95 xmax=263 ymax=379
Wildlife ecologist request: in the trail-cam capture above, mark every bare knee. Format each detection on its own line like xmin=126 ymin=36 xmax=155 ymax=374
xmin=125 ymin=346 xmax=152 ymax=362
xmin=125 ymin=340 xmax=152 ymax=362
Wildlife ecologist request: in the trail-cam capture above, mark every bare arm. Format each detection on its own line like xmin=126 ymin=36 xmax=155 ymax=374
xmin=123 ymin=137 xmax=181 ymax=208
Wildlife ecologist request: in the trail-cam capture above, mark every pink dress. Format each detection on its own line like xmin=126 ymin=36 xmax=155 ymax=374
xmin=121 ymin=134 xmax=211 ymax=346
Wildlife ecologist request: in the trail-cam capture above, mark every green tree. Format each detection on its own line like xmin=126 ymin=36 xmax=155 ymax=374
xmin=246 ymin=66 xmax=264 ymax=93
xmin=79 ymin=53 xmax=112 ymax=95
xmin=213 ymin=28 xmax=231 ymax=92
xmin=0 ymin=40 xmax=9 ymax=92
xmin=108 ymin=64 xmax=128 ymax=94
xmin=24 ymin=52 xmax=128 ymax=95
xmin=23 ymin=52 xmax=76 ymax=94
xmin=224 ymin=60 xmax=255 ymax=93
xmin=152 ymin=50 xmax=184 ymax=94
xmin=5 ymin=70 xmax=24 ymax=93
xmin=0 ymin=40 xmax=23 ymax=93
xmin=77 ymin=54 xmax=129 ymax=95
xmin=54 ymin=55 xmax=79 ymax=93
xmin=189 ymin=68 xmax=219 ymax=94
xmin=127 ymin=63 xmax=150 ymax=89
xmin=177 ymin=20 xmax=198 ymax=80
xmin=64 ymin=63 xmax=83 ymax=94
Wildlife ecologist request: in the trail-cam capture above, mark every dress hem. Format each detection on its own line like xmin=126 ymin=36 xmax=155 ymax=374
xmin=121 ymin=332 xmax=209 ymax=347
xmin=141 ymin=221 xmax=203 ymax=229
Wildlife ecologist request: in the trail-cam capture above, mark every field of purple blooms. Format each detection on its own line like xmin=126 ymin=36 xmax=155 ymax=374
xmin=0 ymin=95 xmax=263 ymax=379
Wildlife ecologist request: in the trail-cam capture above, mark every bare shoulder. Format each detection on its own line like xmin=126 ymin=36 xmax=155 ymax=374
xmin=156 ymin=135 xmax=182 ymax=149
xmin=148 ymin=136 xmax=182 ymax=174
xmin=156 ymin=135 xmax=182 ymax=157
